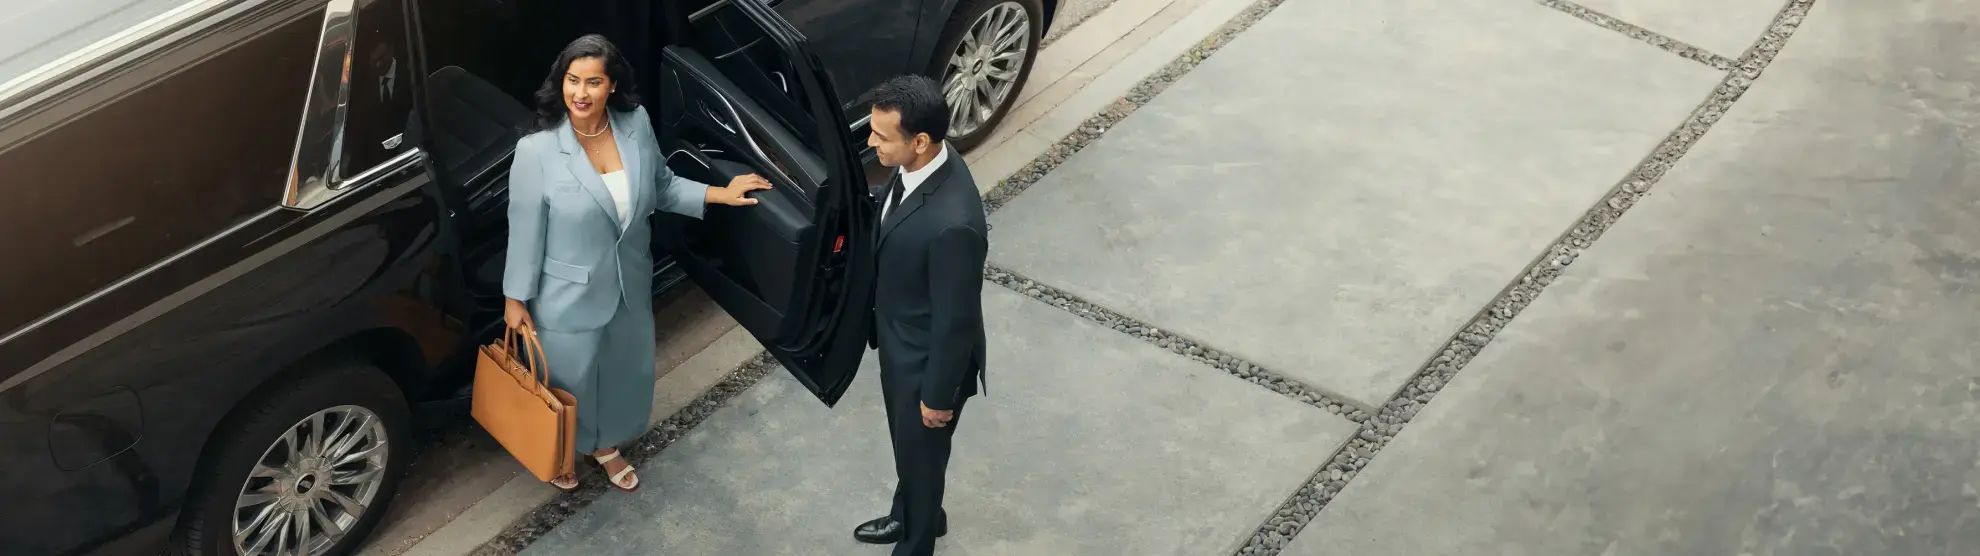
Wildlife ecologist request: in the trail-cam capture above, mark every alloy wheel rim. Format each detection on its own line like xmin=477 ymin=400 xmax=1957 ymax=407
xmin=231 ymin=405 xmax=389 ymax=556
xmin=943 ymin=2 xmax=1031 ymax=138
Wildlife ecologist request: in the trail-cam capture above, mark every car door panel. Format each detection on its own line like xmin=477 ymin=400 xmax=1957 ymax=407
xmin=668 ymin=47 xmax=829 ymax=200
xmin=708 ymin=156 xmax=808 ymax=243
xmin=662 ymin=135 xmax=806 ymax=312
xmin=659 ymin=0 xmax=875 ymax=406
xmin=663 ymin=53 xmax=810 ymax=314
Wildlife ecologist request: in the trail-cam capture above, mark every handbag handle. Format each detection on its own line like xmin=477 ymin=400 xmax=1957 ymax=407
xmin=503 ymin=322 xmax=553 ymax=390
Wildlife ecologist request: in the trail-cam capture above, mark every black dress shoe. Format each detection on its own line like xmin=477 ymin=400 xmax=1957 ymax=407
xmin=852 ymin=515 xmax=947 ymax=544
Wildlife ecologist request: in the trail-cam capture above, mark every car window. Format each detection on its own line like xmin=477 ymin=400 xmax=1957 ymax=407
xmin=686 ymin=0 xmax=821 ymax=148
xmin=338 ymin=0 xmax=418 ymax=176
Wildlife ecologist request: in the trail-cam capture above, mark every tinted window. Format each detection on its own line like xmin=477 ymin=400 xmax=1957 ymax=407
xmin=340 ymin=0 xmax=418 ymax=174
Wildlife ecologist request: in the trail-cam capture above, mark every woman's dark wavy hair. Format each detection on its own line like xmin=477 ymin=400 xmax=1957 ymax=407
xmin=527 ymin=34 xmax=640 ymax=133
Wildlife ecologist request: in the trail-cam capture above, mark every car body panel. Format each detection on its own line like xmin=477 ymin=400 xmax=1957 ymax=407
xmin=0 ymin=0 xmax=454 ymax=551
xmin=772 ymin=0 xmax=924 ymax=117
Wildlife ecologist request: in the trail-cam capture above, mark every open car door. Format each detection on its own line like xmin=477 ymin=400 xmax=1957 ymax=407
xmin=656 ymin=0 xmax=876 ymax=406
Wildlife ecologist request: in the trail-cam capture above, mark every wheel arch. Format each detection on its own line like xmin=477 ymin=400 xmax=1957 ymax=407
xmin=168 ymin=329 xmax=420 ymax=553
xmin=184 ymin=327 xmax=422 ymax=458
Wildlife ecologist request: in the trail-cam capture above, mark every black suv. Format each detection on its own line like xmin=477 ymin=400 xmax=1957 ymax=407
xmin=0 ymin=0 xmax=1053 ymax=553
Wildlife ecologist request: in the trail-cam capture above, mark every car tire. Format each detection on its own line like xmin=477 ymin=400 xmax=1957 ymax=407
xmin=927 ymin=0 xmax=1046 ymax=152
xmin=171 ymin=355 xmax=411 ymax=556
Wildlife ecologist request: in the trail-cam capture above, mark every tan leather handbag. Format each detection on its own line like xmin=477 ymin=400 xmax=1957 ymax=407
xmin=470 ymin=323 xmax=578 ymax=483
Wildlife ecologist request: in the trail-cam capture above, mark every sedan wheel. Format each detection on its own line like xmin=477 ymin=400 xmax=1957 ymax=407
xmin=942 ymin=1 xmax=1033 ymax=139
xmin=232 ymin=405 xmax=391 ymax=556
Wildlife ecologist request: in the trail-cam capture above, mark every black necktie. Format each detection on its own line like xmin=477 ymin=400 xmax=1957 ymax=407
xmin=883 ymin=177 xmax=904 ymax=223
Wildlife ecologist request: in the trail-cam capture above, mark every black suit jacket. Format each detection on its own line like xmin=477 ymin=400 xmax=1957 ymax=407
xmin=870 ymin=147 xmax=989 ymax=411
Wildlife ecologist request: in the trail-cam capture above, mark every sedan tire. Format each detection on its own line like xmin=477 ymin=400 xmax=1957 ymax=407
xmin=171 ymin=355 xmax=411 ymax=556
xmin=929 ymin=0 xmax=1046 ymax=151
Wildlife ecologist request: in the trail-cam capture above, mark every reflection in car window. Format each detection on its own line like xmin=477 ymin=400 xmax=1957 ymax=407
xmin=338 ymin=0 xmax=417 ymax=178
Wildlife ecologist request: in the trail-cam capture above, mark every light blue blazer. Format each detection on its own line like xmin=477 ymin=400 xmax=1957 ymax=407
xmin=502 ymin=105 xmax=707 ymax=331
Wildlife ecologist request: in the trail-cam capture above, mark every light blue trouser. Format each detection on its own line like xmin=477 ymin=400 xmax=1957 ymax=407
xmin=535 ymin=298 xmax=655 ymax=455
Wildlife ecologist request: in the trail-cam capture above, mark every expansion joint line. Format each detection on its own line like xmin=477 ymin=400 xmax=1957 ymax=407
xmin=984 ymin=266 xmax=1373 ymax=415
xmin=1533 ymin=0 xmax=1742 ymax=69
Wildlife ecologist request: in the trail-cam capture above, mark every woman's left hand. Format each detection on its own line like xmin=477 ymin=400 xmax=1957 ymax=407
xmin=708 ymin=174 xmax=772 ymax=206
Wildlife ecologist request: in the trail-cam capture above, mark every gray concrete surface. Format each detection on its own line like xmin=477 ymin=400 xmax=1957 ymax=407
xmin=349 ymin=0 xmax=1235 ymax=548
xmin=1288 ymin=1 xmax=1980 ymax=554
xmin=1570 ymin=0 xmax=1785 ymax=58
xmin=969 ymin=0 xmax=1261 ymax=196
xmin=521 ymin=286 xmax=1355 ymax=555
xmin=1044 ymin=0 xmax=1121 ymax=45
xmin=985 ymin=0 xmax=1720 ymax=408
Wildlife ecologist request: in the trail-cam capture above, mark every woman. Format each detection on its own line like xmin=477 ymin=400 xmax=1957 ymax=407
xmin=501 ymin=34 xmax=769 ymax=492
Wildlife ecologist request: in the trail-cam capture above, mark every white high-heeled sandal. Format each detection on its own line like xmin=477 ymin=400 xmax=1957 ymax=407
xmin=591 ymin=449 xmax=639 ymax=492
xmin=550 ymin=473 xmax=579 ymax=492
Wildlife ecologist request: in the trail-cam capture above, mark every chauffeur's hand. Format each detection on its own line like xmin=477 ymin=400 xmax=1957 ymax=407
xmin=920 ymin=402 xmax=953 ymax=428
xmin=708 ymin=174 xmax=773 ymax=206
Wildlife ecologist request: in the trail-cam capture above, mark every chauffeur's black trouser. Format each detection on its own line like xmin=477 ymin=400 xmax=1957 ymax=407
xmin=881 ymin=358 xmax=965 ymax=556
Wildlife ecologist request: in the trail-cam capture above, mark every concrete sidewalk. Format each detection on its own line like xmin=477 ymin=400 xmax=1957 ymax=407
xmin=986 ymin=0 xmax=1719 ymax=409
xmin=356 ymin=0 xmax=1249 ymax=551
xmin=373 ymin=0 xmax=1980 ymax=554
xmin=504 ymin=0 xmax=1738 ymax=551
xmin=522 ymin=287 xmax=1354 ymax=555
xmin=1290 ymin=1 xmax=1980 ymax=553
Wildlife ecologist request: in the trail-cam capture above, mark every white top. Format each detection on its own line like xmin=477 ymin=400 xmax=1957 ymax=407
xmin=883 ymin=141 xmax=949 ymax=222
xmin=600 ymin=170 xmax=632 ymax=230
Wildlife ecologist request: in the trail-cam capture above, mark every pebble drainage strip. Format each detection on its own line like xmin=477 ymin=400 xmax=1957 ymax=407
xmin=478 ymin=0 xmax=1818 ymax=553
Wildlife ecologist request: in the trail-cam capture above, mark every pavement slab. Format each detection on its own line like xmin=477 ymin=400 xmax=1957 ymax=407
xmin=522 ymin=286 xmax=1355 ymax=556
xmin=984 ymin=0 xmax=1721 ymax=408
xmin=1568 ymin=0 xmax=1785 ymax=58
xmin=1288 ymin=1 xmax=1980 ymax=554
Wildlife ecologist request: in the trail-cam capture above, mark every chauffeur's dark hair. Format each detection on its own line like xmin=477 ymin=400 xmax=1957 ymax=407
xmin=528 ymin=34 xmax=641 ymax=133
xmin=867 ymin=74 xmax=950 ymax=143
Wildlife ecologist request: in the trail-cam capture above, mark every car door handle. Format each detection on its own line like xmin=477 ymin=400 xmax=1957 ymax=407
xmin=698 ymin=100 xmax=739 ymax=135
xmin=667 ymin=149 xmax=712 ymax=170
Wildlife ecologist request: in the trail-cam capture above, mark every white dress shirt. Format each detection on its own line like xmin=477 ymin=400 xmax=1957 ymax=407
xmin=882 ymin=142 xmax=949 ymax=222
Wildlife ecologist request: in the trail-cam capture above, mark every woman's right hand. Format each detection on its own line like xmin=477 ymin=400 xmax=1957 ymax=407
xmin=504 ymin=297 xmax=533 ymax=330
xmin=707 ymin=174 xmax=773 ymax=206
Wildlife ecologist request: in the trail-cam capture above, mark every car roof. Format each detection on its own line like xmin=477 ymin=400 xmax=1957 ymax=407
xmin=0 ymin=0 xmax=197 ymax=91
